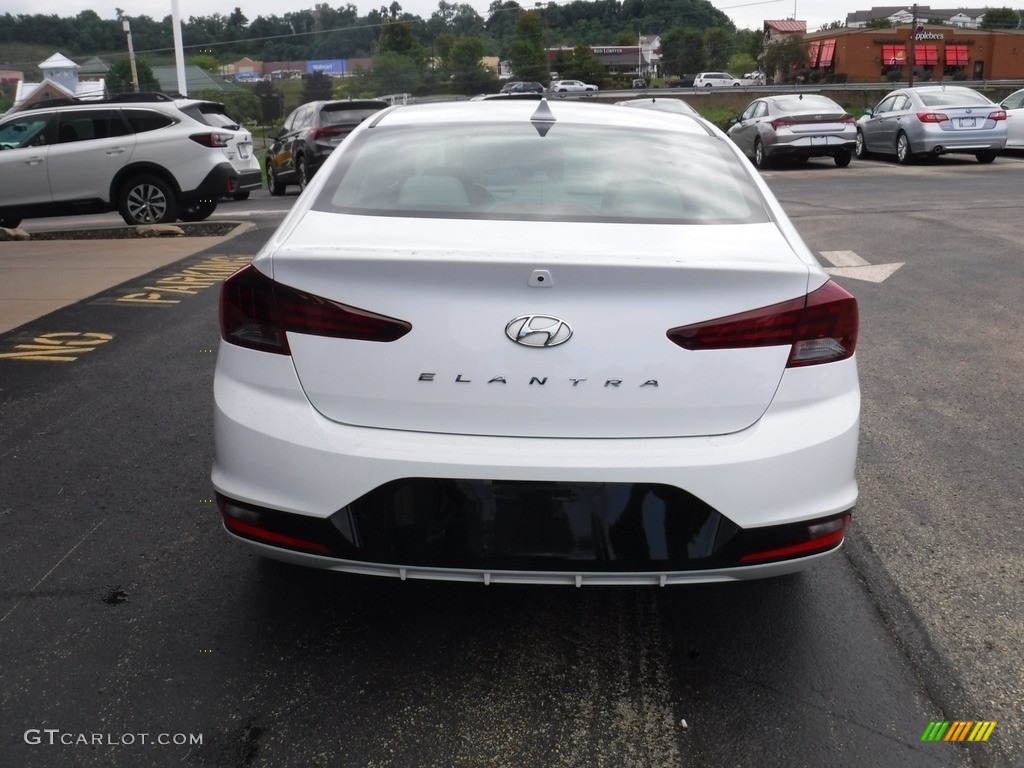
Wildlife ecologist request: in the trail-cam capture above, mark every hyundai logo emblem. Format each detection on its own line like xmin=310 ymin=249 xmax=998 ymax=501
xmin=505 ymin=314 xmax=573 ymax=347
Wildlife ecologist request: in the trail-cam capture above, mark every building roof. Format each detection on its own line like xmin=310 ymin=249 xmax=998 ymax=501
xmin=150 ymin=65 xmax=243 ymax=94
xmin=765 ymin=19 xmax=808 ymax=33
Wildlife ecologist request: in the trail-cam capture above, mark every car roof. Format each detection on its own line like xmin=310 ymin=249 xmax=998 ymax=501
xmin=373 ymin=99 xmax=714 ymax=136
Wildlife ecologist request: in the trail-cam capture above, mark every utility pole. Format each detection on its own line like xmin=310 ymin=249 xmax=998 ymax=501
xmin=908 ymin=4 xmax=918 ymax=87
xmin=122 ymin=20 xmax=140 ymax=92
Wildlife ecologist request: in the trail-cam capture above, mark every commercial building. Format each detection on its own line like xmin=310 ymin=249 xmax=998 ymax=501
xmin=800 ymin=24 xmax=1024 ymax=82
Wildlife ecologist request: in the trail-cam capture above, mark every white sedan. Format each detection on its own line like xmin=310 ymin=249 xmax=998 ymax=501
xmin=213 ymin=98 xmax=860 ymax=586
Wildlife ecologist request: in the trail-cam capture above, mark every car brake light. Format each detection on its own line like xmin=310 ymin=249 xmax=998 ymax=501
xmin=916 ymin=112 xmax=949 ymax=123
xmin=310 ymin=126 xmax=344 ymax=141
xmin=988 ymin=109 xmax=1007 ymax=121
xmin=770 ymin=118 xmax=794 ymax=130
xmin=666 ymin=279 xmax=858 ymax=367
xmin=189 ymin=131 xmax=233 ymax=147
xmin=219 ymin=264 xmax=412 ymax=355
xmin=840 ymin=116 xmax=856 ymax=125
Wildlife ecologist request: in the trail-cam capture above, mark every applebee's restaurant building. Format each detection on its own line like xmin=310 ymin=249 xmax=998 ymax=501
xmin=800 ymin=25 xmax=1024 ymax=81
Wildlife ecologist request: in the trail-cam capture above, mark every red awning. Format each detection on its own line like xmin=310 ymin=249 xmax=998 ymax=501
xmin=946 ymin=45 xmax=969 ymax=66
xmin=915 ymin=45 xmax=938 ymax=65
xmin=819 ymin=39 xmax=836 ymax=67
xmin=882 ymin=44 xmax=906 ymax=66
xmin=807 ymin=41 xmax=821 ymax=68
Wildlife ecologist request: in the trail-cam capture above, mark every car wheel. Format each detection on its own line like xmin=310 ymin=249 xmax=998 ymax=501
xmin=0 ymin=216 xmax=21 ymax=228
xmin=834 ymin=150 xmax=853 ymax=168
xmin=753 ymin=139 xmax=770 ymax=169
xmin=118 ymin=174 xmax=179 ymax=225
xmin=895 ymin=132 xmax=914 ymax=164
xmin=733 ymin=82 xmax=741 ymax=86
xmin=178 ymin=199 xmax=218 ymax=222
xmin=267 ymin=164 xmax=286 ymax=197
xmin=231 ymin=191 xmax=251 ymax=201
xmin=976 ymin=150 xmax=997 ymax=164
xmin=297 ymin=155 xmax=312 ymax=191
xmin=705 ymin=83 xmax=713 ymax=88
xmin=854 ymin=130 xmax=869 ymax=159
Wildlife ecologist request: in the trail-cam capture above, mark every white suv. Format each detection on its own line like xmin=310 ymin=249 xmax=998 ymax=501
xmin=549 ymin=79 xmax=599 ymax=95
xmin=694 ymin=72 xmax=742 ymax=88
xmin=0 ymin=93 xmax=261 ymax=228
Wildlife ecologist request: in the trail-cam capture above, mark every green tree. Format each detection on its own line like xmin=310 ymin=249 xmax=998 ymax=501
xmin=703 ymin=27 xmax=734 ymax=69
xmin=187 ymin=54 xmax=220 ymax=73
xmin=301 ymin=71 xmax=334 ymax=102
xmin=562 ymin=44 xmax=604 ymax=84
xmin=762 ymin=34 xmax=807 ymax=82
xmin=661 ymin=26 xmax=706 ymax=76
xmin=981 ymin=8 xmax=1020 ymax=29
xmin=450 ymin=36 xmax=496 ymax=94
xmin=727 ymin=53 xmax=757 ymax=77
xmin=107 ymin=59 xmax=161 ymax=95
xmin=507 ymin=10 xmax=547 ymax=80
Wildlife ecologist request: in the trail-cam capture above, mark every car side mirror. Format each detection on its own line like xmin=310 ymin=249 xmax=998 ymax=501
xmin=267 ymin=128 xmax=283 ymax=140
xmin=863 ymin=108 xmax=874 ymax=117
xmin=729 ymin=116 xmax=740 ymax=125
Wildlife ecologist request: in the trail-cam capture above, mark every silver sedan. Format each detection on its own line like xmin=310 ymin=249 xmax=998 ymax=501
xmin=727 ymin=94 xmax=856 ymax=169
xmin=855 ymin=85 xmax=1007 ymax=164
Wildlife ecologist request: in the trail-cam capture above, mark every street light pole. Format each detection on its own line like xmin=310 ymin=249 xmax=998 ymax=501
xmin=122 ymin=20 xmax=140 ymax=92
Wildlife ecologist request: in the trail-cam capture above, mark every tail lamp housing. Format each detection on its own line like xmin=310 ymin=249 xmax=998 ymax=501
xmin=219 ymin=264 xmax=411 ymax=355
xmin=666 ymin=279 xmax=858 ymax=367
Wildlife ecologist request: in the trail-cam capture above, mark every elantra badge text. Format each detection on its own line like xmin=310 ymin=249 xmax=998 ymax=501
xmin=505 ymin=314 xmax=573 ymax=347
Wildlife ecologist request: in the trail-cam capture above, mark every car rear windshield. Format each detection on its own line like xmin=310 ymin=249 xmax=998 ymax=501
xmin=313 ymin=122 xmax=768 ymax=224
xmin=919 ymin=89 xmax=993 ymax=107
xmin=772 ymin=95 xmax=842 ymax=112
xmin=321 ymin=105 xmax=387 ymax=126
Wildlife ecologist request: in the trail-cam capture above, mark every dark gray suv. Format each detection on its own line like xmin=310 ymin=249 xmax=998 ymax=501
xmin=265 ymin=99 xmax=389 ymax=196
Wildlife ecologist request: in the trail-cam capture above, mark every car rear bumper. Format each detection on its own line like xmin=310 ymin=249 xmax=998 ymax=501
xmin=235 ymin=169 xmax=263 ymax=192
xmin=212 ymin=342 xmax=860 ymax=582
xmin=770 ymin=136 xmax=856 ymax=157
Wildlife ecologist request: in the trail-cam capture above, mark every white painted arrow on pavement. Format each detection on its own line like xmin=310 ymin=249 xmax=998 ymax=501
xmin=818 ymin=251 xmax=903 ymax=283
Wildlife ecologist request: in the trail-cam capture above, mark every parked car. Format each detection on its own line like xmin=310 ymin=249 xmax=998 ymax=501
xmin=694 ymin=72 xmax=742 ymax=88
xmin=0 ymin=93 xmax=249 ymax=228
xmin=631 ymin=78 xmax=647 ymax=89
xmin=855 ymin=85 xmax=1007 ymax=164
xmin=214 ymin=98 xmax=860 ymax=586
xmin=744 ymin=70 xmax=766 ymax=85
xmin=265 ymin=99 xmax=389 ymax=196
xmin=501 ymin=81 xmax=545 ymax=94
xmin=728 ymin=94 xmax=857 ymax=168
xmin=549 ymin=79 xmax=599 ymax=96
xmin=615 ymin=96 xmax=701 ymax=118
xmin=180 ymin=100 xmax=262 ymax=200
xmin=999 ymin=87 xmax=1024 ymax=149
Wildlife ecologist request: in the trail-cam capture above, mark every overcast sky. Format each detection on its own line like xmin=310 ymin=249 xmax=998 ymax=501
xmin=3 ymin=0 xmax=850 ymax=39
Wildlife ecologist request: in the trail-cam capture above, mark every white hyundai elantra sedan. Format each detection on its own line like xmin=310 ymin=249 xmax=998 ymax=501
xmin=213 ymin=98 xmax=860 ymax=586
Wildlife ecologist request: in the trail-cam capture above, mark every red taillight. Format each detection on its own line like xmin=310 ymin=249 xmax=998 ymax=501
xmin=189 ymin=131 xmax=233 ymax=148
xmin=916 ymin=112 xmax=949 ymax=124
xmin=310 ymin=126 xmax=344 ymax=141
xmin=770 ymin=118 xmax=794 ymax=130
xmin=840 ymin=115 xmax=856 ymax=125
xmin=988 ymin=109 xmax=1007 ymax=121
xmin=219 ymin=264 xmax=412 ymax=355
xmin=666 ymin=280 xmax=858 ymax=367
